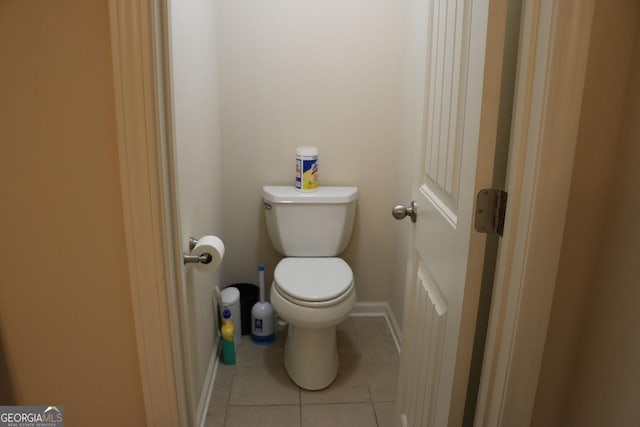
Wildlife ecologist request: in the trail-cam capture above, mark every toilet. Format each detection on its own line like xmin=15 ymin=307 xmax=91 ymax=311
xmin=263 ymin=185 xmax=358 ymax=390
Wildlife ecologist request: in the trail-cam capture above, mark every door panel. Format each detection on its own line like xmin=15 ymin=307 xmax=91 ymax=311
xmin=399 ymin=0 xmax=508 ymax=425
xmin=405 ymin=264 xmax=448 ymax=427
xmin=425 ymin=0 xmax=467 ymax=202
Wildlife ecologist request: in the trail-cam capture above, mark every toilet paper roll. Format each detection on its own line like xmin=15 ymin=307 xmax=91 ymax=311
xmin=191 ymin=235 xmax=225 ymax=272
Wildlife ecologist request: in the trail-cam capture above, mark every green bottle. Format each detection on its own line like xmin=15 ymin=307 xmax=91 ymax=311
xmin=221 ymin=309 xmax=236 ymax=365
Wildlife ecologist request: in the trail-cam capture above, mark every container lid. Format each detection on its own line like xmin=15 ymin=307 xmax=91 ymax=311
xmin=221 ymin=287 xmax=240 ymax=304
xmin=274 ymin=258 xmax=353 ymax=302
xmin=263 ymin=186 xmax=358 ymax=204
xmin=296 ymin=146 xmax=318 ymax=156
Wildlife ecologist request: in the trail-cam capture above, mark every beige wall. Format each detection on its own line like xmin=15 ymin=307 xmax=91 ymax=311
xmin=392 ymin=0 xmax=430 ymax=330
xmin=532 ymin=1 xmax=639 ymax=425
xmin=216 ymin=0 xmax=405 ymax=305
xmin=564 ymin=15 xmax=640 ymax=426
xmin=0 ymin=1 xmax=146 ymax=425
xmin=169 ymin=0 xmax=224 ymax=412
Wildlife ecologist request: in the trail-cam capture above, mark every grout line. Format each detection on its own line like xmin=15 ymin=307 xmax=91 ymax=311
xmin=226 ymin=403 xmax=302 ymax=407
xmin=298 ymin=382 xmax=302 ymax=421
xmin=299 ymin=401 xmax=376 ymax=407
xmin=221 ymin=366 xmax=231 ymax=427
xmin=221 ymin=404 xmax=227 ymax=427
xmin=371 ymin=400 xmax=381 ymax=427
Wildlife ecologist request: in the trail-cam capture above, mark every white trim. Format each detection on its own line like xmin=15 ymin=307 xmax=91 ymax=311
xmin=197 ymin=339 xmax=221 ymax=427
xmin=474 ymin=0 xmax=595 ymax=425
xmin=108 ymin=1 xmax=187 ymax=425
xmin=385 ymin=305 xmax=403 ymax=353
xmin=349 ymin=301 xmax=388 ymax=317
xmin=350 ymin=302 xmax=402 ymax=355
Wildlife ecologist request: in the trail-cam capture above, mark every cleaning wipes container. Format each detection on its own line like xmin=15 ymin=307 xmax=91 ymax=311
xmin=295 ymin=146 xmax=318 ymax=192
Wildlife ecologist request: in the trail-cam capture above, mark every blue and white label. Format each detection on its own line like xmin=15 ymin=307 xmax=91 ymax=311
xmin=295 ymin=156 xmax=318 ymax=191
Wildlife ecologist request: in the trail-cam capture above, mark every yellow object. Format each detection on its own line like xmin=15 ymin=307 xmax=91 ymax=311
xmin=222 ymin=319 xmax=234 ymax=341
xmin=302 ymin=168 xmax=318 ymax=190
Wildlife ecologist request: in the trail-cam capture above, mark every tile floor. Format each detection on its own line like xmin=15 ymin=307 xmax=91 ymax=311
xmin=204 ymin=316 xmax=400 ymax=427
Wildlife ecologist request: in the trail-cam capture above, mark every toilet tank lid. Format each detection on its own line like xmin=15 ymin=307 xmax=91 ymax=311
xmin=263 ymin=186 xmax=358 ymax=204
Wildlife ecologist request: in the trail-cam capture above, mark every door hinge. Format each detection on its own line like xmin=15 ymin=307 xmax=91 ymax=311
xmin=474 ymin=189 xmax=508 ymax=237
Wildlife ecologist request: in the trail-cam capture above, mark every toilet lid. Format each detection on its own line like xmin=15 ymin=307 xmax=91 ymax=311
xmin=274 ymin=258 xmax=353 ymax=302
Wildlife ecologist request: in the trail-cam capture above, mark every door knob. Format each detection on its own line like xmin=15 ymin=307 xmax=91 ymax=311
xmin=392 ymin=201 xmax=417 ymax=223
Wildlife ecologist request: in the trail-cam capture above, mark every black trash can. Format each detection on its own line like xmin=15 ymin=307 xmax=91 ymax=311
xmin=228 ymin=283 xmax=260 ymax=335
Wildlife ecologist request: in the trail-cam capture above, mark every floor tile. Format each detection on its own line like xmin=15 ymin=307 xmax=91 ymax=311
xmin=204 ymin=404 xmax=226 ymax=427
xmin=301 ymin=403 xmax=377 ymax=427
xmin=364 ymin=361 xmax=399 ymax=402
xmin=225 ymin=405 xmax=300 ymax=427
xmin=373 ymin=402 xmax=398 ymax=427
xmin=209 ymin=364 xmax=235 ymax=406
xmin=203 ymin=414 xmax=216 ymax=427
xmin=336 ymin=318 xmax=360 ymax=356
xmin=351 ymin=317 xmax=399 ymax=364
xmin=208 ymin=317 xmax=401 ymax=425
xmin=300 ymin=353 xmax=371 ymax=404
xmin=229 ymin=364 xmax=299 ymax=405
xmin=235 ymin=333 xmax=285 ymax=368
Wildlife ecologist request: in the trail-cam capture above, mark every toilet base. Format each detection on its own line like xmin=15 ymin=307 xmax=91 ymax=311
xmin=284 ymin=324 xmax=339 ymax=390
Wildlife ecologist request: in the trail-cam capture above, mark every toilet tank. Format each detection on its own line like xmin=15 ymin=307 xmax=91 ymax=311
xmin=263 ymin=186 xmax=358 ymax=257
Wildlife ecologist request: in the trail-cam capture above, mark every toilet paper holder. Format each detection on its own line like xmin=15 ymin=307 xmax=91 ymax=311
xmin=183 ymin=237 xmax=213 ymax=265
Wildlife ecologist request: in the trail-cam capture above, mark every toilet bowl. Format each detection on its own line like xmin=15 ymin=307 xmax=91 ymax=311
xmin=270 ymin=257 xmax=356 ymax=390
xmin=262 ymin=185 xmax=359 ymax=390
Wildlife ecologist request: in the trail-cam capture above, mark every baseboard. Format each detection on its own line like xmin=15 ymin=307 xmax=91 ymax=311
xmin=350 ymin=301 xmax=388 ymax=317
xmin=350 ymin=301 xmax=402 ymax=354
xmin=197 ymin=336 xmax=221 ymax=427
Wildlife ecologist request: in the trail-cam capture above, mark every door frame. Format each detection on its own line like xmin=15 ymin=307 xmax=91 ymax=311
xmin=107 ymin=0 xmax=595 ymax=426
xmin=108 ymin=0 xmax=188 ymax=426
xmin=474 ymin=0 xmax=595 ymax=424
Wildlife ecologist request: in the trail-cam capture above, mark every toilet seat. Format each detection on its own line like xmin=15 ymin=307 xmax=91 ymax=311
xmin=274 ymin=258 xmax=354 ymax=308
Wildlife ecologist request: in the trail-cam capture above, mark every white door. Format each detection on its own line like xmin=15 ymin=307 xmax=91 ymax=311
xmin=397 ymin=0 xmax=510 ymax=425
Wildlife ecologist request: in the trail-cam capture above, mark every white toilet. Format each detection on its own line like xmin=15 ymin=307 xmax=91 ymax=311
xmin=263 ymin=185 xmax=358 ymax=390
